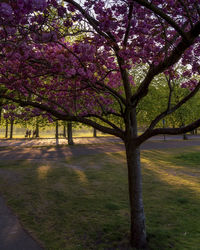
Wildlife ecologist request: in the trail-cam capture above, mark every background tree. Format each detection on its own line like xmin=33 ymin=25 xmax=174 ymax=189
xmin=136 ymin=67 xmax=200 ymax=137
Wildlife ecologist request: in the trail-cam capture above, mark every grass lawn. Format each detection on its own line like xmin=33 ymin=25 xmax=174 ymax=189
xmin=0 ymin=146 xmax=199 ymax=249
xmin=0 ymin=130 xmax=112 ymax=139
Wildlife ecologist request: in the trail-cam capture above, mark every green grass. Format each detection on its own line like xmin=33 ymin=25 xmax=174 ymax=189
xmin=0 ymin=146 xmax=199 ymax=249
xmin=0 ymin=130 xmax=112 ymax=139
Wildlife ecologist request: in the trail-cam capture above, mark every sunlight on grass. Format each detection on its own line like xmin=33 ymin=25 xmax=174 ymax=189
xmin=74 ymin=169 xmax=88 ymax=184
xmin=37 ymin=165 xmax=51 ymax=179
xmin=0 ymin=146 xmax=199 ymax=249
xmin=141 ymin=158 xmax=200 ymax=196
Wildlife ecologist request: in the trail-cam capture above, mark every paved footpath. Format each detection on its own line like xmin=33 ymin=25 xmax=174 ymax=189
xmin=0 ymin=197 xmax=43 ymax=250
xmin=0 ymin=136 xmax=200 ymax=250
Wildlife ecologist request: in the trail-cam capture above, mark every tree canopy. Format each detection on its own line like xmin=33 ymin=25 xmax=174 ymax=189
xmin=0 ymin=1 xmax=199 ymax=248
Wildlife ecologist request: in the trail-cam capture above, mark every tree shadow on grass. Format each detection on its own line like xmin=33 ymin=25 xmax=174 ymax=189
xmin=1 ymin=150 xmax=199 ymax=249
xmin=0 ymin=159 xmax=131 ymax=249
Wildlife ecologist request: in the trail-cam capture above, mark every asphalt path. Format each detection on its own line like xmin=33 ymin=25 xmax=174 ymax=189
xmin=0 ymin=197 xmax=43 ymax=250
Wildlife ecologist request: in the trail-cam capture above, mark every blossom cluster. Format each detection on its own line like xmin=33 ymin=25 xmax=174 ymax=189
xmin=0 ymin=0 xmax=199 ymax=119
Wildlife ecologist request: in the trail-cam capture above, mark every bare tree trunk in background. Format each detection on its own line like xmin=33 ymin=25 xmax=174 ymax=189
xmin=0 ymin=107 xmax=2 ymax=137
xmin=63 ymin=125 xmax=66 ymax=138
xmin=10 ymin=119 xmax=14 ymax=139
xmin=5 ymin=119 xmax=8 ymax=138
xmin=93 ymin=128 xmax=97 ymax=137
xmin=35 ymin=119 xmax=39 ymax=138
xmin=55 ymin=121 xmax=59 ymax=139
xmin=67 ymin=122 xmax=74 ymax=145
xmin=182 ymin=123 xmax=188 ymax=140
xmin=0 ymin=107 xmax=2 ymax=124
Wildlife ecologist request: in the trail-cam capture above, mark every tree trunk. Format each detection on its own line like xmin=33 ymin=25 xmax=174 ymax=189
xmin=183 ymin=133 xmax=188 ymax=140
xmin=5 ymin=120 xmax=8 ymax=138
xmin=67 ymin=122 xmax=74 ymax=145
xmin=124 ymin=107 xmax=147 ymax=249
xmin=181 ymin=123 xmax=188 ymax=140
xmin=93 ymin=128 xmax=97 ymax=137
xmin=55 ymin=121 xmax=59 ymax=139
xmin=125 ymin=140 xmax=147 ymax=249
xmin=35 ymin=119 xmax=39 ymax=138
xmin=0 ymin=107 xmax=2 ymax=124
xmin=0 ymin=107 xmax=2 ymax=137
xmin=10 ymin=119 xmax=14 ymax=139
xmin=63 ymin=125 xmax=66 ymax=137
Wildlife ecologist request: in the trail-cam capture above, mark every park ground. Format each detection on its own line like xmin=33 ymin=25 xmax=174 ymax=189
xmin=0 ymin=136 xmax=199 ymax=249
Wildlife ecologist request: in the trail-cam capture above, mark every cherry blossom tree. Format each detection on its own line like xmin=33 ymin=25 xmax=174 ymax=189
xmin=0 ymin=0 xmax=200 ymax=248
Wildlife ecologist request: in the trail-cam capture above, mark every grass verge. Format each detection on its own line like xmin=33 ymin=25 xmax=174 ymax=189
xmin=0 ymin=146 xmax=199 ymax=249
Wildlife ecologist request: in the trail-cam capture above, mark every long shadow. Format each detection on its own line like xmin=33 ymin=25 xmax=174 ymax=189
xmin=0 ymin=143 xmax=125 ymax=162
xmin=0 ymin=159 xmax=131 ymax=249
xmin=0 ymin=138 xmax=199 ymax=163
xmin=0 ymin=144 xmax=200 ymax=249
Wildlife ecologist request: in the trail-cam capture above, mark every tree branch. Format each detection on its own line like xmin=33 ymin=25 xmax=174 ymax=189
xmin=64 ymin=0 xmax=111 ymax=41
xmin=123 ymin=2 xmax=134 ymax=46
xmin=166 ymin=75 xmax=173 ymax=112
xmin=81 ymin=113 xmax=123 ymax=132
xmin=0 ymin=93 xmax=124 ymax=139
xmin=95 ymin=80 xmax=126 ymax=105
xmin=136 ymin=82 xmax=200 ymax=145
xmin=136 ymin=118 xmax=200 ymax=146
xmin=144 ymin=81 xmax=200 ymax=131
xmin=132 ymin=0 xmax=188 ymax=41
xmin=131 ymin=20 xmax=200 ymax=106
